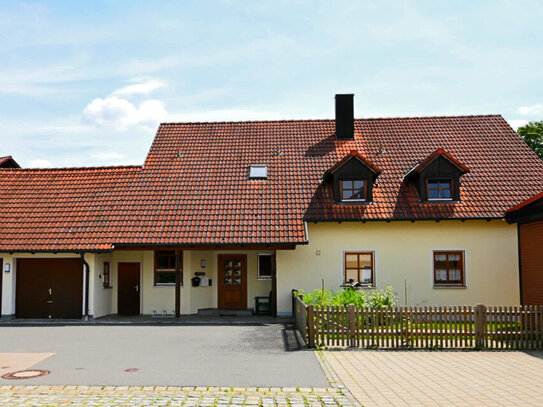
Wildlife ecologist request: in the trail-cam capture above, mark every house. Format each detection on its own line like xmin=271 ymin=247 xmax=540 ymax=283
xmin=0 ymin=156 xmax=20 ymax=169
xmin=1 ymin=94 xmax=543 ymax=319
xmin=506 ymin=191 xmax=543 ymax=305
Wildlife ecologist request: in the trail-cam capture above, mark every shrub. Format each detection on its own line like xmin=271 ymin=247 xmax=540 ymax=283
xmin=295 ymin=285 xmax=397 ymax=308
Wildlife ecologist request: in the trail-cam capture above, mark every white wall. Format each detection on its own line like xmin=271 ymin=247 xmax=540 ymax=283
xmin=276 ymin=220 xmax=519 ymax=315
xmin=0 ymin=252 xmax=81 ymax=318
xmin=89 ymin=253 xmax=114 ymax=318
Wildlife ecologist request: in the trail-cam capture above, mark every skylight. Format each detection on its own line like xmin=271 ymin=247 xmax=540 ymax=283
xmin=249 ymin=164 xmax=267 ymax=179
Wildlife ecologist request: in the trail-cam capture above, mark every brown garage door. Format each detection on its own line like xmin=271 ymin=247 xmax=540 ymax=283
xmin=520 ymin=220 xmax=543 ymax=305
xmin=16 ymin=258 xmax=83 ymax=318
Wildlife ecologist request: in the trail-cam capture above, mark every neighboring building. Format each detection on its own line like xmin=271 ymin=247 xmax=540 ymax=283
xmin=0 ymin=156 xmax=20 ymax=169
xmin=506 ymin=192 xmax=543 ymax=305
xmin=1 ymin=94 xmax=543 ymax=319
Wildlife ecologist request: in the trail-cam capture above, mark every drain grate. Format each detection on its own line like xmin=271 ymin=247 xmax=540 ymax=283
xmin=2 ymin=369 xmax=51 ymax=380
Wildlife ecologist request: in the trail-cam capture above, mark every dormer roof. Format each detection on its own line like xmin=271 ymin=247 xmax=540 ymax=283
xmin=323 ymin=150 xmax=382 ymax=179
xmin=403 ymin=148 xmax=469 ymax=180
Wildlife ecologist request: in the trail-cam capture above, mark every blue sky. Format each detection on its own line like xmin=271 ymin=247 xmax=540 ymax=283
xmin=1 ymin=0 xmax=543 ymax=167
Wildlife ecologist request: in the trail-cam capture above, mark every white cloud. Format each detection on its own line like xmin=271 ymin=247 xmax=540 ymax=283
xmin=518 ymin=104 xmax=543 ymax=115
xmin=28 ymin=159 xmax=52 ymax=168
xmin=82 ymin=96 xmax=167 ymax=130
xmin=508 ymin=119 xmax=528 ymax=130
xmin=112 ymin=79 xmax=164 ymax=96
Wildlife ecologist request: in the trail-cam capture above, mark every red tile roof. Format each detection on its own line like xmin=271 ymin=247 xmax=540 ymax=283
xmin=0 ymin=155 xmax=20 ymax=168
xmin=0 ymin=166 xmax=141 ymax=251
xmin=1 ymin=114 xmax=542 ymax=251
xmin=405 ymin=148 xmax=469 ymax=177
xmin=324 ymin=150 xmax=382 ymax=176
xmin=506 ymin=191 xmax=543 ymax=213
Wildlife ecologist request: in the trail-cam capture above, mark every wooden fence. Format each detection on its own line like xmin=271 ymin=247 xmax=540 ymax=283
xmin=293 ymin=300 xmax=543 ymax=349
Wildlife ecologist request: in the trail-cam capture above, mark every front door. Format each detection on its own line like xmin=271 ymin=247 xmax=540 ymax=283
xmin=218 ymin=254 xmax=247 ymax=309
xmin=118 ymin=262 xmax=140 ymax=315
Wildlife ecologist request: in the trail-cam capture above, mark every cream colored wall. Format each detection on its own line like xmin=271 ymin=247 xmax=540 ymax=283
xmin=110 ymin=249 xmax=271 ymax=315
xmin=276 ymin=220 xmax=519 ymax=315
xmin=0 ymin=252 xmax=81 ymax=317
xmin=89 ymin=253 xmax=114 ymax=318
xmin=107 ymin=250 xmax=190 ymax=316
xmin=186 ymin=250 xmax=272 ymax=314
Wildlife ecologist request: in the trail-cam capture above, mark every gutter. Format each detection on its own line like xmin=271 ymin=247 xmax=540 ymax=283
xmin=80 ymin=253 xmax=90 ymax=321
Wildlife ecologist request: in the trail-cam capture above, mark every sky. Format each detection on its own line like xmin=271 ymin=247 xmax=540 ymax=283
xmin=1 ymin=0 xmax=543 ymax=168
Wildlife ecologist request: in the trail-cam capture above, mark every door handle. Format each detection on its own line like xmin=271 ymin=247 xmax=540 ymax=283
xmin=48 ymin=288 xmax=52 ymax=295
xmin=135 ymin=285 xmax=139 ymax=292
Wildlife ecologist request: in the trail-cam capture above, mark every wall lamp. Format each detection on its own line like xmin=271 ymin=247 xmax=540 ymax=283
xmin=4 ymin=263 xmax=11 ymax=273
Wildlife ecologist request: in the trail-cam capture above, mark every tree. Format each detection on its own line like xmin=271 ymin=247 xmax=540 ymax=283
xmin=518 ymin=121 xmax=543 ymax=160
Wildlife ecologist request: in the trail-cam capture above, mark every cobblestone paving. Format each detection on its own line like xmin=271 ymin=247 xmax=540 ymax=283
xmin=0 ymin=385 xmax=359 ymax=406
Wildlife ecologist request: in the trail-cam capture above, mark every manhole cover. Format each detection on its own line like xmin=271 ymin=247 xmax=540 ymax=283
xmin=2 ymin=369 xmax=51 ymax=380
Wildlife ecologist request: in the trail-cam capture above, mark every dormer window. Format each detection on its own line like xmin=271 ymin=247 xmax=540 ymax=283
xmin=404 ymin=149 xmax=469 ymax=203
xmin=323 ymin=151 xmax=381 ymax=204
xmin=249 ymin=165 xmax=267 ymax=179
xmin=427 ymin=179 xmax=453 ymax=200
xmin=340 ymin=180 xmax=367 ymax=201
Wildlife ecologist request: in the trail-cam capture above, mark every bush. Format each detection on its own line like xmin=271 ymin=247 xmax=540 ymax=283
xmin=295 ymin=285 xmax=397 ymax=308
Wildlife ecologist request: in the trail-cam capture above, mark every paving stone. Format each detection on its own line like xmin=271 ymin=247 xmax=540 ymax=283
xmin=0 ymin=385 xmax=358 ymax=406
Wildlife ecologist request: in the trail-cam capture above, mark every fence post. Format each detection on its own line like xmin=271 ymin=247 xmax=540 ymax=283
xmin=347 ymin=304 xmax=355 ymax=347
xmin=475 ymin=304 xmax=486 ymax=349
xmin=307 ymin=305 xmax=316 ymax=348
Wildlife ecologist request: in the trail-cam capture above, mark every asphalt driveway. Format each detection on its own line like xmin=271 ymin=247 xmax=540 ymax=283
xmin=0 ymin=323 xmax=328 ymax=387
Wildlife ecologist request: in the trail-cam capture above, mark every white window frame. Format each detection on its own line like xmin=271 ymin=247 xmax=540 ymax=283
xmin=249 ymin=164 xmax=268 ymax=179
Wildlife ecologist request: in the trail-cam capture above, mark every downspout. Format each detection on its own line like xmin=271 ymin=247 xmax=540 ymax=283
xmin=80 ymin=253 xmax=90 ymax=321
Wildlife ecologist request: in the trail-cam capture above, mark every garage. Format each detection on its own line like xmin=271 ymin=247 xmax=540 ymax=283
xmin=16 ymin=258 xmax=83 ymax=318
xmin=506 ymin=191 xmax=543 ymax=305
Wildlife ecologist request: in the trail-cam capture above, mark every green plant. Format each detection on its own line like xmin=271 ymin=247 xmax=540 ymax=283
xmin=331 ymin=287 xmax=367 ymax=307
xmin=367 ymin=285 xmax=397 ymax=308
xmin=296 ymin=285 xmax=397 ymax=308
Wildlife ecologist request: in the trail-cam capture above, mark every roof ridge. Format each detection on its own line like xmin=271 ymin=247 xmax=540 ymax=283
xmin=159 ymin=114 xmax=503 ymax=126
xmin=2 ymin=165 xmax=142 ymax=172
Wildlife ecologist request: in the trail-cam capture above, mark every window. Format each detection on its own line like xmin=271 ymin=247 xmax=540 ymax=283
xmin=340 ymin=180 xmax=367 ymax=201
xmin=249 ymin=165 xmax=267 ymax=179
xmin=344 ymin=252 xmax=374 ymax=285
xmin=258 ymin=253 xmax=273 ymax=280
xmin=103 ymin=262 xmax=111 ymax=288
xmin=433 ymin=251 xmax=465 ymax=286
xmin=427 ymin=179 xmax=453 ymax=200
xmin=154 ymin=250 xmax=183 ymax=285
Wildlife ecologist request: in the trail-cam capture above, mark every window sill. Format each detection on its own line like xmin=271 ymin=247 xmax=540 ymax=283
xmin=257 ymin=277 xmax=272 ymax=281
xmin=433 ymin=285 xmax=466 ymax=289
xmin=153 ymin=284 xmax=184 ymax=287
xmin=423 ymin=200 xmax=459 ymax=204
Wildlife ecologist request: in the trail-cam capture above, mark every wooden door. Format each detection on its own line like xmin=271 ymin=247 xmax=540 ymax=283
xmin=16 ymin=258 xmax=83 ymax=319
xmin=118 ymin=262 xmax=140 ymax=315
xmin=218 ymin=254 xmax=247 ymax=309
